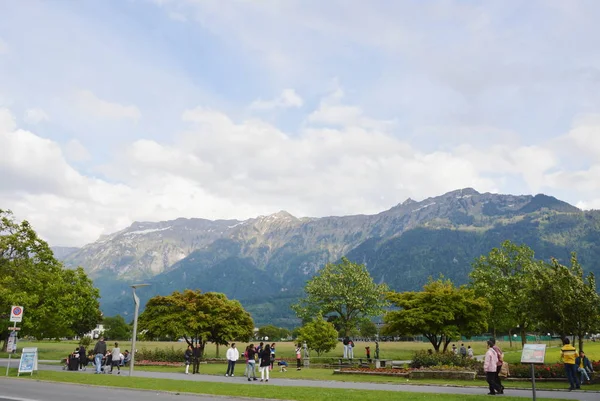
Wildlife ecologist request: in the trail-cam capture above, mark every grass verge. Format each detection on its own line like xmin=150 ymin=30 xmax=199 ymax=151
xmin=3 ymin=369 xmax=570 ymax=401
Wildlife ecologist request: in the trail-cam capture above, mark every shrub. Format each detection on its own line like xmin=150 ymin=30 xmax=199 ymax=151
xmin=79 ymin=336 xmax=93 ymax=347
xmin=410 ymin=350 xmax=482 ymax=370
xmin=135 ymin=347 xmax=185 ymax=363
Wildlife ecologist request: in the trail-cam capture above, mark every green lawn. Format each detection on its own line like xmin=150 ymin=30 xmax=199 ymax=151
xmin=4 ymin=338 xmax=581 ymax=361
xmin=4 ymin=369 xmax=571 ymax=401
xmin=137 ymin=363 xmax=600 ymax=391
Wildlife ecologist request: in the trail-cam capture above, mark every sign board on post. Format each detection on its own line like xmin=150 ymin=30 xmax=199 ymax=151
xmin=521 ymin=344 xmax=547 ymax=364
xmin=6 ymin=332 xmax=17 ymax=353
xmin=10 ymin=306 xmax=23 ymax=323
xmin=18 ymin=347 xmax=38 ymax=376
xmin=521 ymin=344 xmax=546 ymax=401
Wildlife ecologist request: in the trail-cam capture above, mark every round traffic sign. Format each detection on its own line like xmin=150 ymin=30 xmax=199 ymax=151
xmin=12 ymin=306 xmax=22 ymax=316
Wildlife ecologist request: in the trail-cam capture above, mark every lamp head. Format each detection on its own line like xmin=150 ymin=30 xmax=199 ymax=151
xmin=131 ymin=283 xmax=150 ymax=289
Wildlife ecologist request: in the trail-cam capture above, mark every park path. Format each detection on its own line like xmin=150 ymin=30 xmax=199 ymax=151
xmin=0 ymin=359 xmax=597 ymax=400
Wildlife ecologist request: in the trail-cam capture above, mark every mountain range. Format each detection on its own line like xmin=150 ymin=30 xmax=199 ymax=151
xmin=53 ymin=188 xmax=600 ymax=328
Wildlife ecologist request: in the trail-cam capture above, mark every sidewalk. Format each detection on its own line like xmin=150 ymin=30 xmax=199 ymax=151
xmin=1 ymin=359 xmax=597 ymax=400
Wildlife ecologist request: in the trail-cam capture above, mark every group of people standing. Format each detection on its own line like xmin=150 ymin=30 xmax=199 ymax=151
xmin=342 ymin=337 xmax=355 ymax=359
xmin=92 ymin=337 xmax=129 ymax=374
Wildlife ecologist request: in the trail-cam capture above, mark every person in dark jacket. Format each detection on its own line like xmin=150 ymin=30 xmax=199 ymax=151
xmin=184 ymin=345 xmax=193 ymax=375
xmin=78 ymin=345 xmax=87 ymax=370
xmin=192 ymin=344 xmax=201 ymax=374
xmin=575 ymin=351 xmax=594 ymax=384
xmin=246 ymin=344 xmax=257 ymax=381
xmin=259 ymin=344 xmax=271 ymax=382
xmin=93 ymin=337 xmax=107 ymax=374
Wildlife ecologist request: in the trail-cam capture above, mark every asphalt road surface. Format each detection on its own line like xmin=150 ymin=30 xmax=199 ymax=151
xmin=0 ymin=379 xmax=261 ymax=401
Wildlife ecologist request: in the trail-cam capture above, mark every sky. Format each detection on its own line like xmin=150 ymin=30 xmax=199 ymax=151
xmin=2 ymin=0 xmax=600 ymax=247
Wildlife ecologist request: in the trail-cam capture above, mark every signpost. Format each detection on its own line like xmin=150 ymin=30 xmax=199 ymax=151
xmin=521 ymin=344 xmax=547 ymax=401
xmin=6 ymin=306 xmax=23 ymax=376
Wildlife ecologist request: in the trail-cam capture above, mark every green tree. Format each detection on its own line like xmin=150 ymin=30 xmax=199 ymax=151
xmin=470 ymin=240 xmax=543 ymax=347
xmin=0 ymin=210 xmax=101 ymax=346
xmin=358 ymin=318 xmax=378 ymax=338
xmin=103 ymin=315 xmax=131 ymax=340
xmin=292 ymin=257 xmax=388 ymax=337
xmin=383 ymin=277 xmax=490 ymax=353
xmin=532 ymin=254 xmax=600 ymax=351
xmin=297 ymin=315 xmax=338 ymax=356
xmin=257 ymin=325 xmax=291 ymax=341
xmin=138 ymin=290 xmax=254 ymax=358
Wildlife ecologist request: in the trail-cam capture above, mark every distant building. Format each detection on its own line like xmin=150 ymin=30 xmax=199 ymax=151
xmin=86 ymin=324 xmax=105 ymax=339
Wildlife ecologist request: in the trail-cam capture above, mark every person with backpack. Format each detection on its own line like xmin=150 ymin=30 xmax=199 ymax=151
xmin=184 ymin=345 xmax=193 ymax=375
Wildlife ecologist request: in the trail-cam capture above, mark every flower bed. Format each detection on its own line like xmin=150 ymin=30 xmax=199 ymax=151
xmin=336 ymin=367 xmax=409 ymax=377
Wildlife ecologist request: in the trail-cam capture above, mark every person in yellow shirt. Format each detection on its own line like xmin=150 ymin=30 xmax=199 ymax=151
xmin=561 ymin=338 xmax=580 ymax=391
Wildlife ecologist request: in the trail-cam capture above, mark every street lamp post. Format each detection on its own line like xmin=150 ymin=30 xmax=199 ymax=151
xmin=130 ymin=283 xmax=150 ymax=376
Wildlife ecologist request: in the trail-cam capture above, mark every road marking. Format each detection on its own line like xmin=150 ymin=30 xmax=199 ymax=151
xmin=0 ymin=397 xmax=40 ymax=401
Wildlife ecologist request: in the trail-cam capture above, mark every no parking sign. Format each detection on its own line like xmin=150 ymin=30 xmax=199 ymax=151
xmin=10 ymin=306 xmax=23 ymax=322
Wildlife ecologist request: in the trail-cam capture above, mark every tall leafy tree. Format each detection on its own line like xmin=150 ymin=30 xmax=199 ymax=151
xmin=383 ymin=277 xmax=490 ymax=352
xmin=138 ymin=290 xmax=254 ymax=358
xmin=0 ymin=210 xmax=101 ymax=345
xmin=103 ymin=315 xmax=131 ymax=341
xmin=532 ymin=254 xmax=600 ymax=351
xmin=257 ymin=325 xmax=291 ymax=341
xmin=470 ymin=240 xmax=543 ymax=346
xmin=292 ymin=257 xmax=388 ymax=336
xmin=297 ymin=315 xmax=338 ymax=356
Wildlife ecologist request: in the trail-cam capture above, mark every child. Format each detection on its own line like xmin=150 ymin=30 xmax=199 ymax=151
xmin=467 ymin=345 xmax=474 ymax=359
xmin=277 ymin=360 xmax=288 ymax=372
xmin=295 ymin=343 xmax=302 ymax=370
xmin=365 ymin=346 xmax=371 ymax=363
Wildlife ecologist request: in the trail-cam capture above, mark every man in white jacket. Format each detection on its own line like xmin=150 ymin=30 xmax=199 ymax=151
xmin=225 ymin=343 xmax=239 ymax=377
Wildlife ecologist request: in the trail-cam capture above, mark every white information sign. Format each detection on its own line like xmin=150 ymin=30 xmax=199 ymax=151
xmin=521 ymin=343 xmax=546 ymax=364
xmin=18 ymin=347 xmax=38 ymax=376
xmin=10 ymin=306 xmax=23 ymax=323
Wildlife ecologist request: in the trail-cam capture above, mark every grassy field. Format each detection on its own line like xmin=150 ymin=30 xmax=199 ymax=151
xmin=4 ymin=338 xmax=584 ymax=361
xmin=3 ymin=369 xmax=571 ymax=401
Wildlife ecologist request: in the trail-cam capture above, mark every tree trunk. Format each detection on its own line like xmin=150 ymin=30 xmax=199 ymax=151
xmin=216 ymin=343 xmax=220 ymax=358
xmin=578 ymin=334 xmax=584 ymax=353
xmin=508 ymin=329 xmax=513 ymax=348
xmin=520 ymin=326 xmax=527 ymax=347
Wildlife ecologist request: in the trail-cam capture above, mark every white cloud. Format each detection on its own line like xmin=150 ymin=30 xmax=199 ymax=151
xmin=63 ymin=139 xmax=92 ymax=163
xmin=249 ymin=89 xmax=303 ymax=111
xmin=24 ymin=108 xmax=50 ymax=124
xmin=75 ymin=90 xmax=141 ymax=122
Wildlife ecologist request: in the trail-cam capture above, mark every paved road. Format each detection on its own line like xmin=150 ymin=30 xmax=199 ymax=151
xmin=0 ymin=378 xmax=262 ymax=401
xmin=0 ymin=359 xmax=597 ymax=400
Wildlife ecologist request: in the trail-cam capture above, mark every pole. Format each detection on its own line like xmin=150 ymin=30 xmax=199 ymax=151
xmin=5 ymin=321 xmax=16 ymax=376
xmin=129 ymin=287 xmax=140 ymax=377
xmin=530 ymin=363 xmax=537 ymax=401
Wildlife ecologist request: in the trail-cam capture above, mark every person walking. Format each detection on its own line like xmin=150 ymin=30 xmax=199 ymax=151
xmin=110 ymin=342 xmax=121 ymax=374
xmin=269 ymin=343 xmax=276 ymax=370
xmin=246 ymin=344 xmax=258 ymax=381
xmin=256 ymin=342 xmax=264 ymax=375
xmin=348 ymin=340 xmax=354 ymax=360
xmin=93 ymin=337 xmax=107 ymax=374
xmin=561 ymin=338 xmax=580 ymax=391
xmin=342 ymin=337 xmax=349 ymax=359
xmin=467 ymin=345 xmax=474 ymax=359
xmin=225 ymin=343 xmax=239 ymax=377
xmin=490 ymin=338 xmax=505 ymax=394
xmin=295 ymin=343 xmax=302 ymax=370
xmin=484 ymin=340 xmax=501 ymax=395
xmin=78 ymin=345 xmax=87 ymax=371
xmin=459 ymin=343 xmax=467 ymax=358
xmin=192 ymin=343 xmax=201 ymax=374
xmin=259 ymin=344 xmax=271 ymax=382
xmin=184 ymin=345 xmax=193 ymax=375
